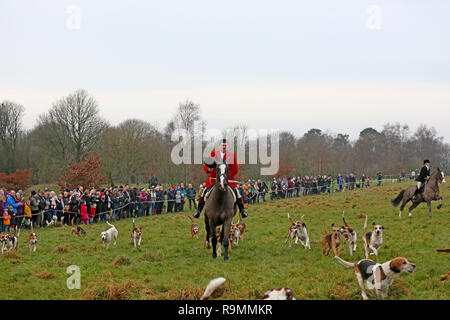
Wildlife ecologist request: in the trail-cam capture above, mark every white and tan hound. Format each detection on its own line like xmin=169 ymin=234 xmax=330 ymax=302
xmin=335 ymin=256 xmax=415 ymax=300
xmin=362 ymin=215 xmax=384 ymax=259
xmin=131 ymin=219 xmax=142 ymax=248
xmin=29 ymin=222 xmax=38 ymax=252
xmin=340 ymin=212 xmax=357 ymax=256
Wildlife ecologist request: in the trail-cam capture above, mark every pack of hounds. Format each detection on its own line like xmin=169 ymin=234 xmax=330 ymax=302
xmin=1 ymin=217 xmax=143 ymax=257
xmin=1 ymin=209 xmax=447 ymax=301
xmin=198 ymin=211 xmax=434 ymax=301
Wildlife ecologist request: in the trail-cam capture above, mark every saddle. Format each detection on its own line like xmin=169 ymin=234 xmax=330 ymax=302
xmin=204 ymin=185 xmax=237 ymax=203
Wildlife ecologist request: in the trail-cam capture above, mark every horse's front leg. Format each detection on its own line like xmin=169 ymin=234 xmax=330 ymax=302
xmin=211 ymin=230 xmax=218 ymax=259
xmin=222 ymin=222 xmax=231 ymax=262
xmin=437 ymin=196 xmax=443 ymax=210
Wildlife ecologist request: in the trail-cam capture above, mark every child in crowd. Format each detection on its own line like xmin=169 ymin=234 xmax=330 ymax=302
xmin=175 ymin=191 xmax=181 ymax=212
xmin=90 ymin=202 xmax=96 ymax=224
xmin=2 ymin=209 xmax=11 ymax=232
xmin=80 ymin=200 xmax=89 ymax=225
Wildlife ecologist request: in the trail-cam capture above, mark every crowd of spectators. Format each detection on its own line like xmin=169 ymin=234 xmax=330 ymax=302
xmin=0 ymin=172 xmax=400 ymax=232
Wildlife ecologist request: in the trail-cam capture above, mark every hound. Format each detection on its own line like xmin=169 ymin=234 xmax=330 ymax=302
xmin=70 ymin=217 xmax=86 ymax=236
xmin=340 ymin=212 xmax=357 ymax=256
xmin=261 ymin=288 xmax=296 ymax=300
xmin=1 ymin=232 xmax=18 ymax=254
xmin=46 ymin=215 xmax=58 ymax=227
xmin=29 ymin=222 xmax=38 ymax=252
xmin=201 ymin=277 xmax=295 ymax=300
xmin=228 ymin=223 xmax=241 ymax=250
xmin=201 ymin=278 xmax=227 ymax=300
xmin=335 ymin=256 xmax=415 ymax=300
xmin=130 ymin=219 xmax=142 ymax=248
xmin=188 ymin=216 xmax=200 ymax=239
xmin=237 ymin=216 xmax=246 ymax=242
xmin=101 ymin=221 xmax=118 ymax=249
xmin=286 ymin=213 xmax=311 ymax=249
xmin=362 ymin=215 xmax=384 ymax=259
xmin=322 ymin=221 xmax=342 ymax=256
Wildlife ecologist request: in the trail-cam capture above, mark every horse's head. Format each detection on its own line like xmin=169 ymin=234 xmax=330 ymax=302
xmin=216 ymin=161 xmax=229 ymax=192
xmin=434 ymin=168 xmax=446 ymax=184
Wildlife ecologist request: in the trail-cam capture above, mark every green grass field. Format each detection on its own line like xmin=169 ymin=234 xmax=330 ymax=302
xmin=1 ymin=181 xmax=449 ymax=300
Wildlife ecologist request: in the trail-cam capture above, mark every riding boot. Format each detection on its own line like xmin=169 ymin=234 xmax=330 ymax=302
xmin=237 ymin=197 xmax=248 ymax=218
xmin=193 ymin=197 xmax=205 ymax=219
xmin=412 ymin=187 xmax=419 ymax=201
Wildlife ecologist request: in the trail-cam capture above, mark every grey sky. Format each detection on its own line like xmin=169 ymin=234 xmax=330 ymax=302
xmin=1 ymin=0 xmax=449 ymax=141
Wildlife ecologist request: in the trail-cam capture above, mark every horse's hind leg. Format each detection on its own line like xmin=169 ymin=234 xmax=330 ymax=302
xmin=408 ymin=202 xmax=419 ymax=218
xmin=222 ymin=222 xmax=231 ymax=262
xmin=399 ymin=200 xmax=407 ymax=219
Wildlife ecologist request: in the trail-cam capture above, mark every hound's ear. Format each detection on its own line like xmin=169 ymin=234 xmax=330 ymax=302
xmin=381 ymin=226 xmax=385 ymax=229
xmin=372 ymin=222 xmax=376 ymax=226
xmin=331 ymin=223 xmax=335 ymax=227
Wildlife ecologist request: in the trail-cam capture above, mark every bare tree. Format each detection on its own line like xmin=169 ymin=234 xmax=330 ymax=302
xmin=0 ymin=101 xmax=25 ymax=173
xmin=43 ymin=89 xmax=108 ymax=163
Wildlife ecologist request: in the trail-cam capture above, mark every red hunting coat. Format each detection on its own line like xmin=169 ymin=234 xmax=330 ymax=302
xmin=204 ymin=150 xmax=238 ymax=189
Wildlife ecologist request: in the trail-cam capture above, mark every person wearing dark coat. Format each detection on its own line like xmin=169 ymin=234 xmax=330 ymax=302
xmin=412 ymin=160 xmax=431 ymax=200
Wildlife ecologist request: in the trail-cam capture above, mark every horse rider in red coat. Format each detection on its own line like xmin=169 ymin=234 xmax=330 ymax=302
xmin=193 ymin=139 xmax=248 ymax=219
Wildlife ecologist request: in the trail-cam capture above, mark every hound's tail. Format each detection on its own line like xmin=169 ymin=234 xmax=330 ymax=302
xmin=106 ymin=221 xmax=116 ymax=229
xmin=30 ymin=222 xmax=34 ymax=234
xmin=71 ymin=217 xmax=75 ymax=227
xmin=391 ymin=190 xmax=405 ymax=207
xmin=288 ymin=213 xmax=295 ymax=225
xmin=364 ymin=215 xmax=368 ymax=234
xmin=334 ymin=256 xmax=356 ymax=268
xmin=188 ymin=216 xmax=195 ymax=223
xmin=133 ymin=219 xmax=136 ymax=230
xmin=342 ymin=212 xmax=349 ymax=227
xmin=322 ymin=221 xmax=328 ymax=236
xmin=201 ymin=277 xmax=226 ymax=300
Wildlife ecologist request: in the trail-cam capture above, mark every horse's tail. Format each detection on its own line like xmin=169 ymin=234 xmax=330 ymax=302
xmin=201 ymin=277 xmax=226 ymax=300
xmin=391 ymin=190 xmax=405 ymax=207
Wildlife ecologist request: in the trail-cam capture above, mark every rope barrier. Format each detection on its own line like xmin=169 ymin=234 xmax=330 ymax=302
xmin=0 ymin=176 xmax=408 ymax=221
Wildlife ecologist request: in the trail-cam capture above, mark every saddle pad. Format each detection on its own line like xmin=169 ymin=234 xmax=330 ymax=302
xmin=204 ymin=185 xmax=236 ymax=203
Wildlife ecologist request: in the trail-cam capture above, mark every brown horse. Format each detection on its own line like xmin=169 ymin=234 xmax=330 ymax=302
xmin=204 ymin=159 xmax=238 ymax=261
xmin=391 ymin=168 xmax=445 ymax=219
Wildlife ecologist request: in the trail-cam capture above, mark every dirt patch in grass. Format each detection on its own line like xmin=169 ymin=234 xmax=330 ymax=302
xmin=112 ymin=255 xmax=131 ymax=267
xmin=82 ymin=279 xmax=146 ymax=300
xmin=52 ymin=245 xmax=70 ymax=254
xmin=34 ymin=270 xmax=56 ymax=280
xmin=142 ymin=250 xmax=165 ymax=262
xmin=2 ymin=251 xmax=21 ymax=260
xmin=329 ymin=283 xmax=349 ymax=300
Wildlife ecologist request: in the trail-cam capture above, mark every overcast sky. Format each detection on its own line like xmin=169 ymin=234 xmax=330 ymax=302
xmin=1 ymin=0 xmax=449 ymax=141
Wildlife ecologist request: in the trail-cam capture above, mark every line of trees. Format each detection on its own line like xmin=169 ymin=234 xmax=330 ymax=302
xmin=1 ymin=89 xmax=449 ymax=188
